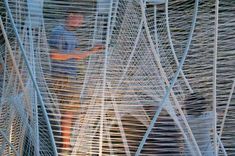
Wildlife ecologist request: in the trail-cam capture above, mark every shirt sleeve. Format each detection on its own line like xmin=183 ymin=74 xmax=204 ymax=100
xmin=48 ymin=26 xmax=64 ymax=51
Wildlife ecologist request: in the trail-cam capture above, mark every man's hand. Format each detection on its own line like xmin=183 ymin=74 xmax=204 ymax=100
xmin=74 ymin=45 xmax=105 ymax=60
xmin=92 ymin=45 xmax=105 ymax=52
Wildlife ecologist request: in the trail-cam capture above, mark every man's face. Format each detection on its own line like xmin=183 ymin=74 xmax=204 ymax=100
xmin=66 ymin=13 xmax=84 ymax=30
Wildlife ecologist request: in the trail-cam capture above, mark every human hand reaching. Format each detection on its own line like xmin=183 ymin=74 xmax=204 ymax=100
xmin=91 ymin=45 xmax=105 ymax=53
xmin=73 ymin=45 xmax=104 ymax=60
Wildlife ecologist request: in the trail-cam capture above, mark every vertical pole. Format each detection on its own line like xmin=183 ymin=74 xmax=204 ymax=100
xmin=26 ymin=1 xmax=40 ymax=155
xmin=99 ymin=1 xmax=113 ymax=155
xmin=213 ymin=0 xmax=219 ymax=155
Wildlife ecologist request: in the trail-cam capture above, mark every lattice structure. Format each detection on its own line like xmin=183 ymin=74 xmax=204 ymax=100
xmin=0 ymin=0 xmax=234 ymax=156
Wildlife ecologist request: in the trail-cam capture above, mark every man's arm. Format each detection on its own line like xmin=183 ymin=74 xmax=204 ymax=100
xmin=50 ymin=48 xmax=81 ymax=61
xmin=50 ymin=45 xmax=104 ymax=61
xmin=74 ymin=45 xmax=104 ymax=60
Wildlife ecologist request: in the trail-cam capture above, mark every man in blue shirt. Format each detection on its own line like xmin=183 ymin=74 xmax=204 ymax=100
xmin=48 ymin=10 xmax=103 ymax=154
xmin=49 ymin=12 xmax=102 ymax=74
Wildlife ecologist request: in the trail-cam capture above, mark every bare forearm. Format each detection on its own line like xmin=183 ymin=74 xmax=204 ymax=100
xmin=50 ymin=46 xmax=103 ymax=61
xmin=50 ymin=48 xmax=81 ymax=61
xmin=77 ymin=49 xmax=97 ymax=59
xmin=74 ymin=47 xmax=103 ymax=60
